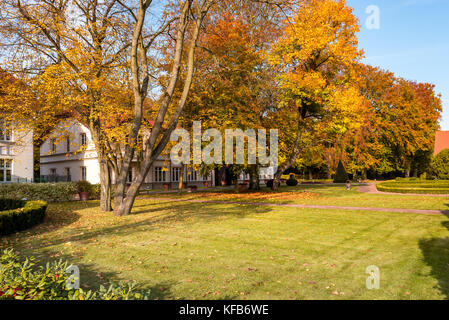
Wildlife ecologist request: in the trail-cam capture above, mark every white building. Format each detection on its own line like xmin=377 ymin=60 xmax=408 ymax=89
xmin=40 ymin=120 xmax=215 ymax=189
xmin=0 ymin=122 xmax=34 ymax=183
xmin=40 ymin=121 xmax=101 ymax=184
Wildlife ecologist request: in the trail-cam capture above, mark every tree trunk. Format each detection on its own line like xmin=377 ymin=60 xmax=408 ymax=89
xmin=248 ymin=166 xmax=260 ymax=191
xmin=405 ymin=161 xmax=411 ymax=178
xmin=308 ymin=168 xmax=313 ymax=180
xmin=233 ymin=170 xmax=239 ymax=192
xmin=99 ymin=159 xmax=112 ymax=212
xmin=273 ymin=168 xmax=286 ymax=191
xmin=362 ymin=168 xmax=368 ymax=181
xmin=219 ymin=167 xmax=227 ymax=186
xmin=178 ymin=165 xmax=185 ymax=194
xmin=272 ymin=107 xmax=305 ymax=191
xmin=114 ymin=178 xmax=141 ymax=216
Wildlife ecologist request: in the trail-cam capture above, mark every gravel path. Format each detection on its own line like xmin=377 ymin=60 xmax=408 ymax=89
xmin=357 ymin=183 xmax=449 ymax=198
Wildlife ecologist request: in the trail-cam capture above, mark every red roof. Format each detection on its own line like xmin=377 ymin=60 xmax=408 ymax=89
xmin=434 ymin=131 xmax=449 ymax=155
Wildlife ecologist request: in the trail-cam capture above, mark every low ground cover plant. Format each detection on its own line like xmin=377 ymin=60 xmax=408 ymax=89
xmin=0 ymin=249 xmax=151 ymax=300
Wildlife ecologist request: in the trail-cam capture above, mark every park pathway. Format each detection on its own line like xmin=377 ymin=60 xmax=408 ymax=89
xmin=357 ymin=183 xmax=449 ymax=198
xmin=145 ymin=197 xmax=449 ymax=216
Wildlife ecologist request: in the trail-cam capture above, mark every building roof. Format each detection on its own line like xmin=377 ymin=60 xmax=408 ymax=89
xmin=434 ymin=131 xmax=449 ymax=155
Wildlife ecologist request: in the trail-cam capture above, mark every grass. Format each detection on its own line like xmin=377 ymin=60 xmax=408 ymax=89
xmin=146 ymin=184 xmax=449 ymax=211
xmin=2 ymin=185 xmax=449 ymax=300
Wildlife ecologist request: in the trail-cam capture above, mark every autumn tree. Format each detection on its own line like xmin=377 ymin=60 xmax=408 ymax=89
xmin=337 ymin=64 xmax=442 ymax=179
xmin=181 ymin=0 xmax=287 ymax=191
xmin=0 ymin=0 xmax=138 ymax=211
xmin=1 ymin=0 xmax=215 ymax=216
xmin=110 ymin=0 xmax=215 ymax=216
xmin=268 ymin=0 xmax=363 ymax=189
xmin=381 ymin=78 xmax=442 ymax=177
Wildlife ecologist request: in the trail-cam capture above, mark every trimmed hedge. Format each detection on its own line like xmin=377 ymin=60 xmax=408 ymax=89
xmin=430 ymin=149 xmax=449 ymax=180
xmin=0 ymin=200 xmax=47 ymax=236
xmin=0 ymin=199 xmax=25 ymax=211
xmin=334 ymin=161 xmax=349 ymax=184
xmin=0 ymin=183 xmax=78 ymax=202
xmin=286 ymin=176 xmax=299 ymax=186
xmin=377 ymin=181 xmax=449 ymax=195
xmin=0 ymin=249 xmax=151 ymax=300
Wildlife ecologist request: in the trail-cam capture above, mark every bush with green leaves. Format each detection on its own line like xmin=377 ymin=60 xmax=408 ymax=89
xmin=0 ymin=249 xmax=151 ymax=300
xmin=286 ymin=174 xmax=299 ymax=186
xmin=76 ymin=180 xmax=92 ymax=193
xmin=430 ymin=149 xmax=449 ymax=180
xmin=91 ymin=184 xmax=101 ymax=200
xmin=0 ymin=183 xmax=78 ymax=202
xmin=333 ymin=161 xmax=349 ymax=183
xmin=377 ymin=180 xmax=449 ymax=194
xmin=0 ymin=200 xmax=47 ymax=236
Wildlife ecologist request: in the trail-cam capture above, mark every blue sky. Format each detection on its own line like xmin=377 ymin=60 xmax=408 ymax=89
xmin=347 ymin=0 xmax=449 ymax=129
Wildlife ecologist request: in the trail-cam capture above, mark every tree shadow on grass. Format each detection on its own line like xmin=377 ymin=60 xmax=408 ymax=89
xmin=1 ymin=201 xmax=103 ymax=242
xmin=419 ymin=215 xmax=449 ymax=299
xmin=5 ymin=200 xmax=260 ymax=300
xmin=15 ymin=200 xmax=275 ymax=254
xmin=12 ymin=245 xmax=175 ymax=300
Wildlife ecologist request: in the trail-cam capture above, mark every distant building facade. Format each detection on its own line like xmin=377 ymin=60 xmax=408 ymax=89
xmin=40 ymin=120 xmax=215 ymax=189
xmin=434 ymin=131 xmax=449 ymax=156
xmin=0 ymin=121 xmax=34 ymax=183
xmin=40 ymin=121 xmax=100 ymax=184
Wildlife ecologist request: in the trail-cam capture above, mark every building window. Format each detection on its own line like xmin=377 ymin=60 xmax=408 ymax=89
xmin=154 ymin=167 xmax=166 ymax=182
xmin=50 ymin=168 xmax=57 ymax=176
xmin=81 ymin=166 xmax=87 ymax=181
xmin=80 ymin=133 xmax=87 ymax=147
xmin=186 ymin=170 xmax=197 ymax=182
xmin=65 ymin=167 xmax=71 ymax=182
xmin=51 ymin=138 xmax=57 ymax=153
xmin=0 ymin=159 xmax=12 ymax=182
xmin=171 ymin=167 xmax=180 ymax=182
xmin=0 ymin=122 xmax=11 ymax=142
xmin=0 ymin=146 xmax=9 ymax=155
xmin=128 ymin=169 xmax=133 ymax=183
xmin=66 ymin=136 xmax=71 ymax=153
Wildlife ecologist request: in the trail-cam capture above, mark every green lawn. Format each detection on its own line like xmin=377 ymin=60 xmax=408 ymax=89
xmin=2 ymin=186 xmax=449 ymax=300
xmin=147 ymin=184 xmax=449 ymax=211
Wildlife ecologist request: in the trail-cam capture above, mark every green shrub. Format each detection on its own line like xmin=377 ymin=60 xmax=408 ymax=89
xmin=0 ymin=183 xmax=78 ymax=202
xmin=334 ymin=161 xmax=349 ymax=183
xmin=0 ymin=199 xmax=25 ymax=211
xmin=91 ymin=184 xmax=101 ymax=200
xmin=286 ymin=174 xmax=298 ymax=186
xmin=430 ymin=149 xmax=449 ymax=180
xmin=0 ymin=249 xmax=151 ymax=300
xmin=76 ymin=180 xmax=92 ymax=193
xmin=0 ymin=201 xmax=47 ymax=236
xmin=377 ymin=181 xmax=449 ymax=194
